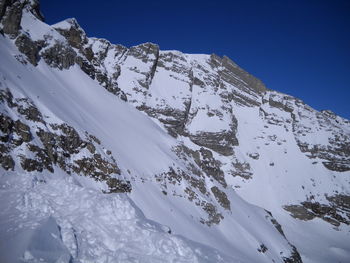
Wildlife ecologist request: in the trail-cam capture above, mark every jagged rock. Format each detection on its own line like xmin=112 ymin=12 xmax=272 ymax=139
xmin=200 ymin=202 xmax=223 ymax=226
xmin=0 ymin=113 xmax=13 ymax=141
xmin=231 ymin=161 xmax=253 ymax=179
xmin=54 ymin=18 xmax=87 ymax=49
xmin=284 ymin=195 xmax=350 ymax=226
xmin=265 ymin=210 xmax=286 ymax=238
xmin=128 ymin=42 xmax=159 ymax=64
xmin=248 ymin=152 xmax=260 ymax=160
xmin=41 ymin=42 xmax=76 ymax=70
xmin=211 ymin=186 xmax=230 ymax=210
xmin=137 ymin=105 xmax=188 ymax=137
xmin=75 ymin=56 xmax=96 ymax=79
xmin=13 ymin=119 xmax=31 ymax=144
xmin=1 ymin=0 xmax=23 ymax=37
xmin=21 ymin=157 xmax=43 ymax=172
xmin=0 ymin=89 xmax=130 ymax=193
xmin=15 ymin=33 xmax=39 ymax=65
xmin=57 ymin=124 xmax=83 ymax=154
xmin=105 ymin=178 xmax=131 ymax=193
xmin=86 ymin=142 xmax=95 ymax=154
xmin=18 ymin=104 xmax=43 ymax=122
xmin=193 ymin=148 xmax=227 ymax=187
xmin=26 ymin=143 xmax=54 ymax=172
xmin=258 ymin=244 xmax=268 ymax=253
xmin=1 ymin=154 xmax=14 ymax=170
xmin=283 ymin=247 xmax=303 ymax=263
xmin=127 ymin=43 xmax=159 ymax=89
xmin=322 ymin=161 xmax=350 ymax=172
xmin=190 ymin=131 xmax=237 ymax=156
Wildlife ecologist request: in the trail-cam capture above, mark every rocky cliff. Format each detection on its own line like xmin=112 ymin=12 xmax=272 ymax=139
xmin=0 ymin=1 xmax=349 ymax=262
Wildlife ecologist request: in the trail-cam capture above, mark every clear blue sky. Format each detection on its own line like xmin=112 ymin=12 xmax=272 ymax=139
xmin=41 ymin=0 xmax=350 ymax=119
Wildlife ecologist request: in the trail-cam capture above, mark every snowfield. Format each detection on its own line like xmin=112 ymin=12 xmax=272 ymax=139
xmin=0 ymin=1 xmax=350 ymax=262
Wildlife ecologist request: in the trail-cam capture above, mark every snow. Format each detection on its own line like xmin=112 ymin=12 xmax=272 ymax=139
xmin=0 ymin=172 xmax=237 ymax=263
xmin=1 ymin=7 xmax=350 ymax=262
xmin=0 ymin=32 xmax=298 ymax=262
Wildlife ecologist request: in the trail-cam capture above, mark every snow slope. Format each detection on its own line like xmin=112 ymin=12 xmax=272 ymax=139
xmin=0 ymin=1 xmax=349 ymax=262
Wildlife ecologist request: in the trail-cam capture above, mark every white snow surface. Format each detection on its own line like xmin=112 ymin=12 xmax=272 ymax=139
xmin=0 ymin=34 xmax=292 ymax=263
xmin=1 ymin=5 xmax=350 ymax=263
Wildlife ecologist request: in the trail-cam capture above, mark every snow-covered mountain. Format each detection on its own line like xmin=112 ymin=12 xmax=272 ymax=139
xmin=0 ymin=1 xmax=349 ymax=262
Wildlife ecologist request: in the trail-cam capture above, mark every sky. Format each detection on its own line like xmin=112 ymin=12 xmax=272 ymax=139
xmin=41 ymin=0 xmax=350 ymax=119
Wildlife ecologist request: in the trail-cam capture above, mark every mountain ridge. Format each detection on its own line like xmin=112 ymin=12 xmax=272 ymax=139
xmin=0 ymin=1 xmax=349 ymax=262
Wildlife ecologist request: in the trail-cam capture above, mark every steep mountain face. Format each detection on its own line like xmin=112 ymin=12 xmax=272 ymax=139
xmin=0 ymin=1 xmax=349 ymax=263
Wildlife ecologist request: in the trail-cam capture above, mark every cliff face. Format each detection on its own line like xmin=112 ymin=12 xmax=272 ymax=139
xmin=0 ymin=1 xmax=349 ymax=263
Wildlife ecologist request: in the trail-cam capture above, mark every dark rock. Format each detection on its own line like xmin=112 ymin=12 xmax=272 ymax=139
xmin=269 ymin=98 xmax=294 ymax=113
xmin=88 ymin=134 xmax=101 ymax=145
xmin=16 ymin=99 xmax=44 ymax=122
xmin=283 ymin=205 xmax=316 ymax=221
xmin=127 ymin=43 xmax=159 ymax=89
xmin=14 ymin=120 xmax=31 ymax=141
xmin=211 ymin=186 xmax=230 ymax=210
xmin=1 ymin=154 xmax=14 ymax=170
xmin=27 ymin=143 xmax=54 ymax=173
xmin=105 ymin=178 xmax=131 ymax=193
xmin=0 ymin=113 xmax=13 ymax=141
xmin=0 ymin=0 xmax=11 ymax=21
xmin=75 ymin=56 xmax=96 ymax=79
xmin=284 ymin=196 xmax=350 ymax=226
xmin=248 ymin=152 xmax=260 ymax=160
xmin=192 ymin=148 xmax=227 ymax=187
xmin=137 ymin=105 xmax=188 ymax=137
xmin=231 ymin=161 xmax=253 ymax=179
xmin=57 ymin=124 xmax=83 ymax=154
xmin=21 ymin=158 xmax=43 ymax=172
xmin=15 ymin=33 xmax=39 ymax=65
xmin=322 ymin=161 xmax=350 ymax=172
xmin=86 ymin=142 xmax=95 ymax=154
xmin=1 ymin=0 xmax=23 ymax=37
xmin=41 ymin=42 xmax=76 ymax=70
xmin=283 ymin=246 xmax=303 ymax=263
xmin=190 ymin=131 xmax=237 ymax=156
xmin=200 ymin=202 xmax=224 ymax=226
xmin=258 ymin=244 xmax=268 ymax=253
xmin=54 ymin=18 xmax=87 ymax=49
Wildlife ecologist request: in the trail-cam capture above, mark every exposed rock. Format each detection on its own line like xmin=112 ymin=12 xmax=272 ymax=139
xmin=193 ymin=148 xmax=226 ymax=187
xmin=54 ymin=18 xmax=87 ymax=49
xmin=137 ymin=105 xmax=188 ymax=137
xmin=284 ymin=195 xmax=350 ymax=226
xmin=105 ymin=177 xmax=131 ymax=193
xmin=189 ymin=131 xmax=237 ymax=156
xmin=248 ymin=152 xmax=260 ymax=160
xmin=221 ymin=55 xmax=266 ymax=94
xmin=211 ymin=186 xmax=230 ymax=210
xmin=231 ymin=161 xmax=253 ymax=179
xmin=0 ymin=89 xmax=130 ymax=193
xmin=265 ymin=210 xmax=286 ymax=238
xmin=1 ymin=0 xmax=23 ymax=37
xmin=173 ymin=144 xmax=227 ymax=187
xmin=0 ymin=113 xmax=13 ymax=141
xmin=283 ymin=246 xmax=303 ymax=263
xmin=13 ymin=119 xmax=31 ymax=144
xmin=200 ymin=202 xmax=224 ymax=226
xmin=41 ymin=42 xmax=76 ymax=70
xmin=125 ymin=42 xmax=160 ymax=90
xmin=16 ymin=100 xmax=44 ymax=122
xmin=1 ymin=154 xmax=14 ymax=170
xmin=258 ymin=244 xmax=268 ymax=253
xmin=283 ymin=205 xmax=317 ymax=221
xmin=15 ymin=33 xmax=39 ymax=65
